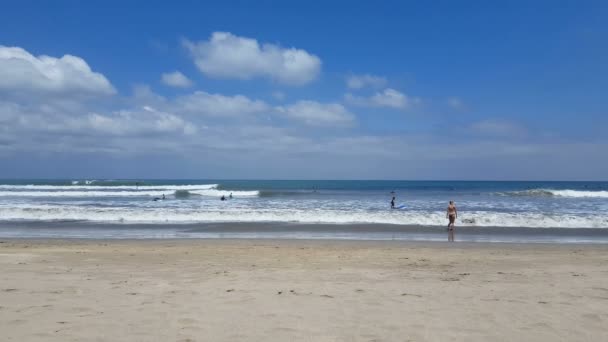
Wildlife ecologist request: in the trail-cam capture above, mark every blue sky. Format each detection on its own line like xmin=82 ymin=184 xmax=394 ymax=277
xmin=0 ymin=0 xmax=607 ymax=180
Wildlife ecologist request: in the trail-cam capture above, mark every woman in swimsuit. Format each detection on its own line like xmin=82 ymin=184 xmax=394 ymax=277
xmin=446 ymin=201 xmax=457 ymax=242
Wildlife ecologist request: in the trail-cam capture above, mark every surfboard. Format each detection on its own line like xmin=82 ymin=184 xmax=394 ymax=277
xmin=396 ymin=204 xmax=407 ymax=209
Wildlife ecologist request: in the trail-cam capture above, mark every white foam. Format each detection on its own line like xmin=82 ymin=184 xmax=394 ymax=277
xmin=0 ymin=190 xmax=176 ymax=197
xmin=548 ymin=190 xmax=608 ymax=198
xmin=0 ymin=187 xmax=258 ymax=198
xmin=502 ymin=189 xmax=608 ymax=198
xmin=0 ymin=205 xmax=606 ymax=228
xmin=190 ymin=189 xmax=259 ymax=197
xmin=0 ymin=184 xmax=218 ymax=191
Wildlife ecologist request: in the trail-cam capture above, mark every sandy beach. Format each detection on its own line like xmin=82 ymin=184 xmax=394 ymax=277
xmin=1 ymin=239 xmax=607 ymax=342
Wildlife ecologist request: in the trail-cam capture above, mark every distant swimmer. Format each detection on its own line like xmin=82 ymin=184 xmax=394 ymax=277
xmin=446 ymin=201 xmax=457 ymax=242
xmin=229 ymin=192 xmax=233 ymax=199
xmin=391 ymin=196 xmax=396 ymax=209
xmin=162 ymin=194 xmax=165 ymax=200
xmin=221 ymin=195 xmax=226 ymax=201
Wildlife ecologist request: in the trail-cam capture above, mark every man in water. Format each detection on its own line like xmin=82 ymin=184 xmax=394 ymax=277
xmin=391 ymin=196 xmax=396 ymax=209
xmin=446 ymin=201 xmax=457 ymax=242
xmin=220 ymin=195 xmax=226 ymax=201
xmin=229 ymin=192 xmax=233 ymax=199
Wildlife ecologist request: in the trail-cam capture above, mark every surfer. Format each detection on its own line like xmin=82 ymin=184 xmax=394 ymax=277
xmin=446 ymin=201 xmax=457 ymax=242
xmin=229 ymin=192 xmax=233 ymax=199
xmin=221 ymin=195 xmax=226 ymax=201
xmin=391 ymin=196 xmax=396 ymax=209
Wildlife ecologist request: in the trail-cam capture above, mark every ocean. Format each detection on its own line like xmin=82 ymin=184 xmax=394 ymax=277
xmin=0 ymin=179 xmax=607 ymax=242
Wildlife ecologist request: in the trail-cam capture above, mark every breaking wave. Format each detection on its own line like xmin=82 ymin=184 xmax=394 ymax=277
xmin=0 ymin=187 xmax=259 ymax=198
xmin=498 ymin=189 xmax=608 ymax=198
xmin=0 ymin=184 xmax=218 ymax=191
xmin=0 ymin=205 xmax=606 ymax=228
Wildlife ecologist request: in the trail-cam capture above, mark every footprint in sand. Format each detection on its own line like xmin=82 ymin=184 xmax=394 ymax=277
xmin=401 ymin=293 xmax=422 ymax=298
xmin=441 ymin=277 xmax=460 ymax=281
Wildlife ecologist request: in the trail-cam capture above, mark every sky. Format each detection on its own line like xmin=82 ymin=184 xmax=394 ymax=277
xmin=0 ymin=0 xmax=607 ymax=180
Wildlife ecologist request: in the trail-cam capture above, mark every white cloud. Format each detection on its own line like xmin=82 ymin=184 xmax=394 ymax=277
xmin=183 ymin=32 xmax=321 ymax=85
xmin=175 ymin=91 xmax=270 ymax=117
xmin=0 ymin=45 xmax=115 ymax=96
xmin=277 ymin=100 xmax=355 ymax=126
xmin=161 ymin=71 xmax=193 ymax=88
xmin=0 ymin=101 xmax=196 ymax=138
xmin=345 ymin=88 xmax=420 ymax=109
xmin=346 ymin=74 xmax=387 ymax=89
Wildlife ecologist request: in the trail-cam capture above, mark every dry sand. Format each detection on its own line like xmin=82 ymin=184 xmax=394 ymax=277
xmin=1 ymin=239 xmax=607 ymax=341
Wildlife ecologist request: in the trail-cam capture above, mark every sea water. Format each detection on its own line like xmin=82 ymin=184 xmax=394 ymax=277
xmin=0 ymin=179 xmax=607 ymax=242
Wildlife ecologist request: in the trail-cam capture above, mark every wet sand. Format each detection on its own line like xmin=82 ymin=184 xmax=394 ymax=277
xmin=1 ymin=239 xmax=607 ymax=341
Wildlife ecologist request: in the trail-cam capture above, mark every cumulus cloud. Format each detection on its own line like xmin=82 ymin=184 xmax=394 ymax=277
xmin=0 ymin=45 xmax=115 ymax=96
xmin=175 ymin=91 xmax=270 ymax=117
xmin=345 ymin=88 xmax=420 ymax=109
xmin=346 ymin=74 xmax=387 ymax=89
xmin=277 ymin=100 xmax=355 ymax=126
xmin=0 ymin=101 xmax=196 ymax=137
xmin=85 ymin=107 xmax=197 ymax=136
xmin=183 ymin=32 xmax=321 ymax=85
xmin=161 ymin=71 xmax=193 ymax=88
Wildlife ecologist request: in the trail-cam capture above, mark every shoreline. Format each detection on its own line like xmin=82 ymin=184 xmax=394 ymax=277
xmin=1 ymin=221 xmax=608 ymax=243
xmin=1 ymin=239 xmax=607 ymax=341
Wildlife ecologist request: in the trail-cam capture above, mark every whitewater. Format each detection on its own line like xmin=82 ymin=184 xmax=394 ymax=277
xmin=0 ymin=180 xmax=607 ymax=239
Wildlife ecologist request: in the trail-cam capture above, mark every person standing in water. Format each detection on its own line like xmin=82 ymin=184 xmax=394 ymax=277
xmin=390 ymin=196 xmax=396 ymax=209
xmin=446 ymin=201 xmax=457 ymax=242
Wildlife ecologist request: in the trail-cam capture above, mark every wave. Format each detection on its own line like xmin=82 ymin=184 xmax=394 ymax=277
xmin=0 ymin=190 xmax=179 ymax=197
xmin=189 ymin=189 xmax=259 ymax=197
xmin=0 ymin=205 xmax=606 ymax=228
xmin=498 ymin=189 xmax=608 ymax=198
xmin=259 ymin=190 xmax=320 ymax=197
xmin=0 ymin=188 xmax=259 ymax=198
xmin=0 ymin=184 xmax=218 ymax=191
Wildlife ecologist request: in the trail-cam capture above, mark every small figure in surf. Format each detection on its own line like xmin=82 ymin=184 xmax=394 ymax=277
xmin=162 ymin=194 xmax=165 ymax=200
xmin=391 ymin=196 xmax=396 ymax=209
xmin=220 ymin=195 xmax=226 ymax=201
xmin=229 ymin=192 xmax=233 ymax=199
xmin=446 ymin=201 xmax=457 ymax=242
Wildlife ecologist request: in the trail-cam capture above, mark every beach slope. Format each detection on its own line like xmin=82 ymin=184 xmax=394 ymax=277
xmin=1 ymin=239 xmax=607 ymax=341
